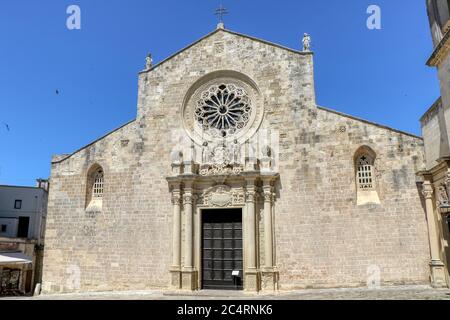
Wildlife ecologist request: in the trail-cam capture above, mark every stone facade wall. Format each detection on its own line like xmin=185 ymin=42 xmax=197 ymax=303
xmin=42 ymin=29 xmax=430 ymax=293
xmin=275 ymin=107 xmax=429 ymax=289
xmin=427 ymin=0 xmax=450 ymax=47
xmin=421 ymin=99 xmax=445 ymax=170
xmin=424 ymin=1 xmax=450 ymax=170
xmin=437 ymin=53 xmax=450 ymax=153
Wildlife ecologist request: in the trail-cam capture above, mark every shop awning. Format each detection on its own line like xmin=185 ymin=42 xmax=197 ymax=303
xmin=0 ymin=252 xmax=32 ymax=265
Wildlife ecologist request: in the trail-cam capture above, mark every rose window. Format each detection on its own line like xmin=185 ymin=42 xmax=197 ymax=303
xmin=194 ymin=84 xmax=252 ymax=138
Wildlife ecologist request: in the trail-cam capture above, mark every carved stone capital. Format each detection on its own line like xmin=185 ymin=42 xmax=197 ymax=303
xmin=422 ymin=182 xmax=434 ymax=200
xmin=232 ymin=191 xmax=245 ymax=206
xmin=183 ymin=193 xmax=193 ymax=205
xmin=171 ymin=193 xmax=181 ymax=205
xmin=263 ymin=191 xmax=272 ymax=203
xmin=262 ymin=184 xmax=273 ymax=202
xmin=246 ymin=190 xmax=256 ymax=203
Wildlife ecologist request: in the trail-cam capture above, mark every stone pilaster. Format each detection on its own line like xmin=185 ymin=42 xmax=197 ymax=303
xmin=263 ymin=183 xmax=273 ymax=269
xmin=169 ymin=184 xmax=182 ymax=289
xmin=423 ymin=180 xmax=447 ymax=287
xmin=261 ymin=269 xmax=279 ymax=291
xmin=244 ymin=176 xmax=259 ymax=292
xmin=261 ymin=176 xmax=278 ymax=291
xmin=181 ymin=181 xmax=197 ymax=290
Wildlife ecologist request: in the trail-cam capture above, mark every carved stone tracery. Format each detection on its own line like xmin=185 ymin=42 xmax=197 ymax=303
xmin=195 ymin=83 xmax=252 ymax=139
xmin=422 ymin=182 xmax=434 ymax=199
xmin=182 ymin=73 xmax=263 ymax=146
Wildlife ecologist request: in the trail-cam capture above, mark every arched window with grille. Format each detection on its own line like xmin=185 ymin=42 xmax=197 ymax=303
xmin=86 ymin=164 xmax=104 ymax=212
xmin=356 ymin=155 xmax=375 ymax=190
xmin=354 ymin=146 xmax=380 ymax=205
xmin=92 ymin=169 xmax=104 ymax=198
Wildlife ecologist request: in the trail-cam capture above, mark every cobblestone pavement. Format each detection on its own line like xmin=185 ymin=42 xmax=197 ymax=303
xmin=3 ymin=285 xmax=450 ymax=300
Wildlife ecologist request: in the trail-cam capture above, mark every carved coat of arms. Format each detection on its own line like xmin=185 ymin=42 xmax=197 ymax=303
xmin=197 ymin=185 xmax=245 ymax=207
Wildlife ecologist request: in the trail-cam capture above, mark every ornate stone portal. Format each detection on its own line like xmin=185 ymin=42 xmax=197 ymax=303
xmin=168 ymin=72 xmax=279 ymax=291
xmin=167 ymin=155 xmax=278 ymax=292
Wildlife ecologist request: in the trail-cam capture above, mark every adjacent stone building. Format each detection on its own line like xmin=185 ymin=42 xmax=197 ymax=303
xmin=418 ymin=0 xmax=450 ymax=288
xmin=0 ymin=180 xmax=48 ymax=295
xmin=42 ymin=24 xmax=432 ymax=293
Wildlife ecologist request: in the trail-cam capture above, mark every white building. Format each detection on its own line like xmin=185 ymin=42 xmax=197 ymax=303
xmin=0 ymin=179 xmax=48 ymax=296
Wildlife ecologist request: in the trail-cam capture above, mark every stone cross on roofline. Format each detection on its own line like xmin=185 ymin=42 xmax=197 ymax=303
xmin=215 ymin=4 xmax=228 ymax=29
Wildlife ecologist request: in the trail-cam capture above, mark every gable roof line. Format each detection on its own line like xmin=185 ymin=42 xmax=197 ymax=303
xmin=0 ymin=185 xmax=43 ymax=190
xmin=420 ymin=97 xmax=441 ymax=123
xmin=139 ymin=28 xmax=312 ymax=75
xmin=52 ymin=119 xmax=136 ymax=164
xmin=317 ymin=106 xmax=422 ymax=140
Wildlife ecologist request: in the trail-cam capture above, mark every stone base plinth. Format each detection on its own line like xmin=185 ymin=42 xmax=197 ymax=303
xmin=181 ymin=269 xmax=198 ymax=290
xmin=169 ymin=267 xmax=182 ymax=289
xmin=430 ymin=260 xmax=447 ymax=288
xmin=244 ymin=269 xmax=260 ymax=292
xmin=261 ymin=269 xmax=279 ymax=291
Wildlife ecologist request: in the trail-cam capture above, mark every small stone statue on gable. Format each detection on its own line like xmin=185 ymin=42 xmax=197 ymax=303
xmin=302 ymin=33 xmax=311 ymax=52
xmin=145 ymin=53 xmax=153 ymax=70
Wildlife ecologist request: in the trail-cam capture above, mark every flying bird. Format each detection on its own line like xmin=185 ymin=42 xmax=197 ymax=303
xmin=55 ymin=89 xmax=60 ymax=95
xmin=2 ymin=122 xmax=10 ymax=131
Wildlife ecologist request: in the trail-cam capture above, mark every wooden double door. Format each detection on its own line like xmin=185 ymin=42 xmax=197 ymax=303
xmin=201 ymin=209 xmax=243 ymax=290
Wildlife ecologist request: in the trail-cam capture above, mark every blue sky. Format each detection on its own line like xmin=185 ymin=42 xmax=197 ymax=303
xmin=0 ymin=0 xmax=439 ymax=186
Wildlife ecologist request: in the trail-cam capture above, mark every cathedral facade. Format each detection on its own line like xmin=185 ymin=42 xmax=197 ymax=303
xmin=42 ymin=26 xmax=432 ymax=293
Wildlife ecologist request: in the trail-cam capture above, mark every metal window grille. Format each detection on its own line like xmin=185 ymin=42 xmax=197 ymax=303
xmin=357 ymin=156 xmax=374 ymax=190
xmin=92 ymin=170 xmax=104 ymax=198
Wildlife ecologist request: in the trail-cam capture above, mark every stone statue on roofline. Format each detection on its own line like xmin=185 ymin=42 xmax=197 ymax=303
xmin=302 ymin=33 xmax=311 ymax=52
xmin=145 ymin=53 xmax=153 ymax=70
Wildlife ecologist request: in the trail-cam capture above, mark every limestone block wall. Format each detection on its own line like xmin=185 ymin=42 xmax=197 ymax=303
xmin=421 ymin=54 xmax=450 ymax=171
xmin=42 ymin=121 xmax=176 ymax=293
xmin=272 ymin=107 xmax=429 ymax=289
xmin=437 ymin=54 xmax=450 ymax=154
xmin=421 ymin=99 xmax=444 ymax=170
